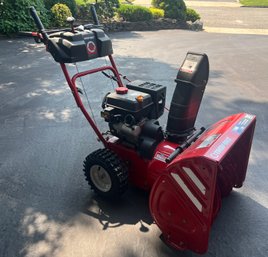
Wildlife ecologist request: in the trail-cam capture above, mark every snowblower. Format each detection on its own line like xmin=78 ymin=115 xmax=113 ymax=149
xmin=28 ymin=6 xmax=256 ymax=254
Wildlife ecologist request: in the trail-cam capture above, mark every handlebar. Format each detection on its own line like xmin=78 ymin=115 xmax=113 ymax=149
xmin=29 ymin=6 xmax=49 ymax=43
xmin=28 ymin=5 xmax=103 ymax=44
xmin=90 ymin=4 xmax=100 ymax=25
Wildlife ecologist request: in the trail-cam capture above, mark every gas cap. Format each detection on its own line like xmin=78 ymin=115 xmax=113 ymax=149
xmin=116 ymin=87 xmax=128 ymax=94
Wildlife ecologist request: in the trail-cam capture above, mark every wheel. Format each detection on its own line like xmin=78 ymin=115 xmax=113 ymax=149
xmin=83 ymin=149 xmax=128 ymax=198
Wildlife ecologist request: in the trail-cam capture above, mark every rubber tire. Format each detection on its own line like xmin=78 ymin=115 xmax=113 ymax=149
xmin=83 ymin=149 xmax=128 ymax=199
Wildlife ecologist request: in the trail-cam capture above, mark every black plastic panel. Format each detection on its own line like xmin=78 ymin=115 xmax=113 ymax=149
xmin=105 ymin=89 xmax=153 ymax=121
xmin=127 ymin=80 xmax=166 ymax=119
xmin=166 ymin=52 xmax=209 ymax=141
xmin=47 ymin=29 xmax=113 ymax=63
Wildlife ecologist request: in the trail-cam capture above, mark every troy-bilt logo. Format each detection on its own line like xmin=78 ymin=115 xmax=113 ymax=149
xmin=87 ymin=41 xmax=97 ymax=55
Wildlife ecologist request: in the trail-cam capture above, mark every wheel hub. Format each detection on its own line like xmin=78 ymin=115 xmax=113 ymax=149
xmin=90 ymin=165 xmax=112 ymax=192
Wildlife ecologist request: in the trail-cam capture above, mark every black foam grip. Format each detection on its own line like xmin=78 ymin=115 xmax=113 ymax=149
xmin=90 ymin=5 xmax=100 ymax=25
xmin=29 ymin=6 xmax=45 ymax=31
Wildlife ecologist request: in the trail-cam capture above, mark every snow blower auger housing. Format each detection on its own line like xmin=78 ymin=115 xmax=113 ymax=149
xmin=29 ymin=6 xmax=256 ymax=254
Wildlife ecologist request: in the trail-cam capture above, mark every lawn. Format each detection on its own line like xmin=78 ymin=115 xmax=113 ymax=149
xmin=240 ymin=0 xmax=268 ymax=6
xmin=75 ymin=0 xmax=94 ymax=5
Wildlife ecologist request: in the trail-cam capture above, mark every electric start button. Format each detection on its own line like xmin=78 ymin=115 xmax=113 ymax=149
xmin=116 ymin=87 xmax=128 ymax=94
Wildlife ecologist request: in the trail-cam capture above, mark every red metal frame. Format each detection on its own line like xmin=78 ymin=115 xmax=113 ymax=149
xmin=60 ymin=55 xmax=124 ymax=146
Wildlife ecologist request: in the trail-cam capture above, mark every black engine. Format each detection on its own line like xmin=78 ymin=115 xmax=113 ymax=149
xmin=101 ymin=53 xmax=209 ymax=159
xmin=101 ymin=80 xmax=166 ymax=159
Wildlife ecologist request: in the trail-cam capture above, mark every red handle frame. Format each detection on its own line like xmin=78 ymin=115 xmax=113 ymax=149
xmin=60 ymin=55 xmax=124 ymax=146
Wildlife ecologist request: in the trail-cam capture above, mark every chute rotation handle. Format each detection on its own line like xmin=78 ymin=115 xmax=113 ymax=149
xmin=29 ymin=6 xmax=48 ymax=43
xmin=165 ymin=127 xmax=206 ymax=163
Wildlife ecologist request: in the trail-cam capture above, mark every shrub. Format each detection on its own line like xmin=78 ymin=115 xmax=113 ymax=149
xmin=51 ymin=3 xmax=72 ymax=27
xmin=76 ymin=0 xmax=120 ymax=21
xmin=149 ymin=7 xmax=164 ymax=19
xmin=44 ymin=0 xmax=77 ymax=16
xmin=151 ymin=0 xmax=186 ymax=21
xmin=117 ymin=5 xmax=153 ymax=22
xmin=96 ymin=0 xmax=120 ymax=19
xmin=186 ymin=8 xmax=200 ymax=22
xmin=0 ymin=0 xmax=50 ymax=35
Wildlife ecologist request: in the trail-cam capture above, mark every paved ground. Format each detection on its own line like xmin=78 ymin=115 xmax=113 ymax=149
xmin=0 ymin=28 xmax=268 ymax=257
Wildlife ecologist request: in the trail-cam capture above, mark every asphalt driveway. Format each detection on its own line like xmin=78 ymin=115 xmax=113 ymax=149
xmin=135 ymin=0 xmax=268 ymax=34
xmin=0 ymin=29 xmax=268 ymax=257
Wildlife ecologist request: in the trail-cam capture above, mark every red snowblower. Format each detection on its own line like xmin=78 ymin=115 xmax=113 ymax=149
xmin=28 ymin=6 xmax=256 ymax=254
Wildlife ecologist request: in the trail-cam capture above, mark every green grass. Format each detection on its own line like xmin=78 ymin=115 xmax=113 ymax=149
xmin=240 ymin=0 xmax=268 ymax=6
xmin=75 ymin=0 xmax=94 ymax=6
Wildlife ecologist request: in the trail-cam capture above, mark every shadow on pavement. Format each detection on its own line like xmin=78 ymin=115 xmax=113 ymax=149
xmin=82 ymin=187 xmax=153 ymax=232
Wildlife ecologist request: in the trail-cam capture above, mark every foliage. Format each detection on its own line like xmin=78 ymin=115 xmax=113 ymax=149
xmin=51 ymin=3 xmax=72 ymax=27
xmin=0 ymin=0 xmax=50 ymax=35
xmin=149 ymin=7 xmax=164 ymax=19
xmin=186 ymin=8 xmax=200 ymax=22
xmin=96 ymin=0 xmax=120 ymax=19
xmin=75 ymin=0 xmax=93 ymax=19
xmin=76 ymin=0 xmax=120 ymax=20
xmin=44 ymin=0 xmax=77 ymax=16
xmin=240 ymin=0 xmax=268 ymax=6
xmin=117 ymin=5 xmax=153 ymax=22
xmin=151 ymin=0 xmax=186 ymax=20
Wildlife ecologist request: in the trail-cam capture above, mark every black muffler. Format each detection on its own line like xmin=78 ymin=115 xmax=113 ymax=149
xmin=166 ymin=52 xmax=209 ymax=142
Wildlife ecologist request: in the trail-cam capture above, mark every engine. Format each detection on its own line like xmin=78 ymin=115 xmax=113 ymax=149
xmin=101 ymin=52 xmax=209 ymax=159
xmin=101 ymin=80 xmax=166 ymax=159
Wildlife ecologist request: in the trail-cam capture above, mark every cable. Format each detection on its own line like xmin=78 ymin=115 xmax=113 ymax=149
xmin=104 ymin=57 xmax=115 ymax=89
xmin=75 ymin=63 xmax=97 ymax=124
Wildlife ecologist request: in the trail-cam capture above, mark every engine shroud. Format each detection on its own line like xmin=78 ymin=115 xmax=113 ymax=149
xmin=104 ymin=89 xmax=153 ymax=122
xmin=127 ymin=80 xmax=166 ymax=119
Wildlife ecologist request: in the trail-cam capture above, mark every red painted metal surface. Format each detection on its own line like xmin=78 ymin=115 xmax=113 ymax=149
xmin=149 ymin=113 xmax=256 ymax=254
xmin=107 ymin=139 xmax=180 ymax=189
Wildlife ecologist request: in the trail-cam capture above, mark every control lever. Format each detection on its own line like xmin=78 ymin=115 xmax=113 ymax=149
xmin=66 ymin=16 xmax=75 ymax=33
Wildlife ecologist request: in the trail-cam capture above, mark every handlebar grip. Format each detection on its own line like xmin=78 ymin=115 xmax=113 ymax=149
xmin=29 ymin=6 xmax=45 ymax=31
xmin=90 ymin=4 xmax=100 ymax=25
xmin=29 ymin=6 xmax=48 ymax=43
